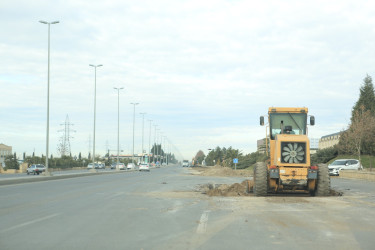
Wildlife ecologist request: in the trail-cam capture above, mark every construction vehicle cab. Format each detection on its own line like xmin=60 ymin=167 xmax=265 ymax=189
xmin=254 ymin=107 xmax=330 ymax=196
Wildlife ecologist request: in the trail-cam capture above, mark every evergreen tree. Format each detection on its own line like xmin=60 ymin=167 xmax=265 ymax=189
xmin=352 ymin=74 xmax=375 ymax=119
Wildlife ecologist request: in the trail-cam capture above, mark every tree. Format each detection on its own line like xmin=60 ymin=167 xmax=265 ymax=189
xmin=352 ymin=74 xmax=375 ymax=118
xmin=4 ymin=154 xmax=19 ymax=170
xmin=194 ymin=150 xmax=205 ymax=164
xmin=150 ymin=144 xmax=164 ymax=162
xmin=222 ymin=147 xmax=242 ymax=168
xmin=339 ymin=106 xmax=375 ymax=164
xmin=311 ymin=146 xmax=338 ymax=165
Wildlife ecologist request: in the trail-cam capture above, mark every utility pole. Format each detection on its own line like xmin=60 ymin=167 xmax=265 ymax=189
xmin=130 ymin=103 xmax=139 ymax=164
xmin=153 ymin=125 xmax=157 ymax=163
xmin=148 ymin=120 xmax=152 ymax=162
xmin=140 ymin=112 xmax=146 ymax=163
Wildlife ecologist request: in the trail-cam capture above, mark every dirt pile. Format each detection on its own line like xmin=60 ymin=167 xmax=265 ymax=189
xmin=199 ymin=180 xmax=254 ymax=197
xmin=191 ymin=166 xmax=252 ymax=177
xmin=198 ymin=180 xmax=343 ymax=197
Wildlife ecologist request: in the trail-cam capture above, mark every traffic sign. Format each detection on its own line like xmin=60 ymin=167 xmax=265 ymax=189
xmin=233 ymin=158 xmax=238 ymax=164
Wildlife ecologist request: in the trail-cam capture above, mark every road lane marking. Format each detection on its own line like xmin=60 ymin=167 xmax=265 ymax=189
xmin=108 ymin=192 xmax=125 ymax=199
xmin=196 ymin=210 xmax=210 ymax=234
xmin=0 ymin=213 xmax=60 ymax=233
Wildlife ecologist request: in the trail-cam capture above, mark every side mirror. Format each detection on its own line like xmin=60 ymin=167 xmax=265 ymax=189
xmin=260 ymin=116 xmax=264 ymax=126
xmin=310 ymin=116 xmax=315 ymax=126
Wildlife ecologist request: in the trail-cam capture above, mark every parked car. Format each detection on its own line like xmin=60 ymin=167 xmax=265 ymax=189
xmin=87 ymin=163 xmax=94 ymax=170
xmin=110 ymin=163 xmax=117 ymax=169
xmin=328 ymin=159 xmax=363 ymax=176
xmin=27 ymin=164 xmax=46 ymax=175
xmin=127 ymin=163 xmax=135 ymax=170
xmin=139 ymin=163 xmax=150 ymax=172
xmin=97 ymin=163 xmax=105 ymax=169
xmin=116 ymin=163 xmax=125 ymax=170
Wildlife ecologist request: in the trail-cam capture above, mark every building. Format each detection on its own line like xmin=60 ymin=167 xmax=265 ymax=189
xmin=257 ymin=138 xmax=267 ymax=154
xmin=319 ymin=132 xmax=342 ymax=149
xmin=309 ymin=138 xmax=320 ymax=154
xmin=0 ymin=143 xmax=12 ymax=167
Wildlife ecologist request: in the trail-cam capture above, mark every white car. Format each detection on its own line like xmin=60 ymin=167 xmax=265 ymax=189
xmin=139 ymin=163 xmax=150 ymax=172
xmin=27 ymin=164 xmax=46 ymax=175
xmin=116 ymin=163 xmax=125 ymax=170
xmin=328 ymin=159 xmax=363 ymax=176
xmin=87 ymin=163 xmax=94 ymax=170
xmin=127 ymin=163 xmax=135 ymax=170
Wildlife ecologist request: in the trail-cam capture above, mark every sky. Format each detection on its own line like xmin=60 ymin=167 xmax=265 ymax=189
xmin=1 ymin=0 xmax=375 ymax=161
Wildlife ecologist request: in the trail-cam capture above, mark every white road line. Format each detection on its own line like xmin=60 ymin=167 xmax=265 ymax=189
xmin=1 ymin=213 xmax=60 ymax=233
xmin=196 ymin=210 xmax=210 ymax=234
xmin=108 ymin=192 xmax=125 ymax=199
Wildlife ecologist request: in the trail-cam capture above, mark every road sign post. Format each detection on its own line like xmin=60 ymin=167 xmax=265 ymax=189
xmin=233 ymin=158 xmax=238 ymax=170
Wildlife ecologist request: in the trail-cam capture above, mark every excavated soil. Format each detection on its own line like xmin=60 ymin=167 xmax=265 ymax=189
xmin=198 ymin=180 xmax=253 ymax=197
xmin=192 ymin=166 xmax=343 ymax=197
xmin=197 ymin=180 xmax=343 ymax=197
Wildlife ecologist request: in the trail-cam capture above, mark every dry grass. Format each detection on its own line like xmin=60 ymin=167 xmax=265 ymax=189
xmin=190 ymin=165 xmax=252 ymax=177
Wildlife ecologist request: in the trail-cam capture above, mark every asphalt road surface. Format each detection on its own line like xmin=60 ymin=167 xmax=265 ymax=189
xmin=1 ymin=166 xmax=375 ymax=250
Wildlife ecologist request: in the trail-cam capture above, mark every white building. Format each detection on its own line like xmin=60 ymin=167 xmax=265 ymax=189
xmin=0 ymin=143 xmax=12 ymax=167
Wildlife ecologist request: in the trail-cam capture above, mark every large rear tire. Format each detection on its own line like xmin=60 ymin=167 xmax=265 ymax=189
xmin=316 ymin=163 xmax=330 ymax=196
xmin=253 ymin=162 xmax=268 ymax=196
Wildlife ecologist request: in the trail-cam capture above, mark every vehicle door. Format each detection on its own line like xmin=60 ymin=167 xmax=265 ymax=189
xmin=348 ymin=160 xmax=359 ymax=170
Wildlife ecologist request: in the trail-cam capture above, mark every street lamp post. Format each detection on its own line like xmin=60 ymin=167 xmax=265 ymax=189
xmin=89 ymin=64 xmax=102 ymax=169
xmin=153 ymin=125 xmax=157 ymax=163
xmin=130 ymin=103 xmax=139 ymax=164
xmin=158 ymin=131 xmax=162 ymax=164
xmin=140 ymin=112 xmax=146 ymax=163
xmin=39 ymin=20 xmax=59 ymax=176
xmin=114 ymin=87 xmax=123 ymax=168
xmin=148 ymin=120 xmax=152 ymax=162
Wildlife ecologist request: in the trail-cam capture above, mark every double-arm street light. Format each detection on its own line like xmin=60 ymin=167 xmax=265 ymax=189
xmin=130 ymin=103 xmax=139 ymax=164
xmin=39 ymin=20 xmax=59 ymax=175
xmin=114 ymin=87 xmax=123 ymax=168
xmin=89 ymin=64 xmax=103 ymax=167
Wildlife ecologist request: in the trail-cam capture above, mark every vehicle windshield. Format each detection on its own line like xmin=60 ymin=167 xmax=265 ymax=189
xmin=269 ymin=113 xmax=307 ymax=139
xmin=331 ymin=160 xmax=347 ymax=165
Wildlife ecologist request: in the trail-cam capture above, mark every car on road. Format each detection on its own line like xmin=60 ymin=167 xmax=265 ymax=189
xmin=182 ymin=160 xmax=189 ymax=167
xmin=139 ymin=163 xmax=150 ymax=172
xmin=116 ymin=163 xmax=125 ymax=170
xmin=127 ymin=163 xmax=136 ymax=170
xmin=27 ymin=164 xmax=46 ymax=175
xmin=87 ymin=163 xmax=95 ymax=170
xmin=97 ymin=163 xmax=105 ymax=169
xmin=328 ymin=159 xmax=363 ymax=176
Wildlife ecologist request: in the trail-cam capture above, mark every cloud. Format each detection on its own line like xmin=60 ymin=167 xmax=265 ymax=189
xmin=1 ymin=0 xmax=375 ymax=159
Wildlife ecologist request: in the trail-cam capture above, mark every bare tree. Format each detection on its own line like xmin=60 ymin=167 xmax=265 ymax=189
xmin=339 ymin=106 xmax=375 ymax=165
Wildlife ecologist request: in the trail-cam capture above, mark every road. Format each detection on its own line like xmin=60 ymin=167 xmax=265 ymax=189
xmin=1 ymin=166 xmax=375 ymax=250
